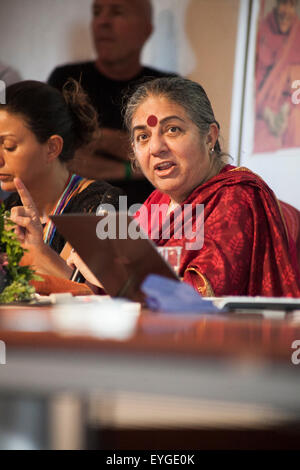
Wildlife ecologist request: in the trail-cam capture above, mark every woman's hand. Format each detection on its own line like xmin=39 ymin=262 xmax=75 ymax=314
xmin=10 ymin=178 xmax=44 ymax=250
xmin=67 ymin=249 xmax=103 ymax=288
xmin=7 ymin=178 xmax=73 ymax=279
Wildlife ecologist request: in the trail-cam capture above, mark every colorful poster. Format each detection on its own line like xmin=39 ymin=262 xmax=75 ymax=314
xmin=254 ymin=0 xmax=300 ymax=153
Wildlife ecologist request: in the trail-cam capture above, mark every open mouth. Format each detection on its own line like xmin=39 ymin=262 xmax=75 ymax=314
xmin=0 ymin=174 xmax=12 ymax=180
xmin=154 ymin=162 xmax=175 ymax=172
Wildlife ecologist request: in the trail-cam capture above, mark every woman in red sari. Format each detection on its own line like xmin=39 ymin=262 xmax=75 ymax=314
xmin=123 ymin=77 xmax=300 ymax=297
xmin=69 ymin=76 xmax=300 ymax=297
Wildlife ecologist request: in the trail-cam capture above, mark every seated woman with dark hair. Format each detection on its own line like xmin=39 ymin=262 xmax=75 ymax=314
xmin=70 ymin=76 xmax=300 ymax=297
xmin=0 ymin=79 xmax=123 ymax=292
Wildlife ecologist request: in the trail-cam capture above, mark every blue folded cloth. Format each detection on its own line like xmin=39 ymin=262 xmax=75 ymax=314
xmin=141 ymin=275 xmax=220 ymax=313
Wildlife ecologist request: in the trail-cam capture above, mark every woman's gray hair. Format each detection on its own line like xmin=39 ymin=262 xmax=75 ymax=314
xmin=124 ymin=76 xmax=222 ymax=155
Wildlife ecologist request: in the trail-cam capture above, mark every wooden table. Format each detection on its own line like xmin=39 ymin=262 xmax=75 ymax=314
xmin=0 ymin=304 xmax=299 ymax=449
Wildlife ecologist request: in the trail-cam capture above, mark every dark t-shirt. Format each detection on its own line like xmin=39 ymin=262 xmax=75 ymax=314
xmin=48 ymin=62 xmax=176 ymax=205
xmin=48 ymin=61 xmax=174 ymax=129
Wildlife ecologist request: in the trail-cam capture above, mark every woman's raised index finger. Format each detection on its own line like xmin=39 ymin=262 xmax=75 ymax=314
xmin=13 ymin=177 xmax=37 ymax=211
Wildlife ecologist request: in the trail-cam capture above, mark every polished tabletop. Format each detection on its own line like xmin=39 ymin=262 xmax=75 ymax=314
xmin=0 ymin=304 xmax=299 ymax=362
xmin=0 ymin=302 xmax=300 ymax=450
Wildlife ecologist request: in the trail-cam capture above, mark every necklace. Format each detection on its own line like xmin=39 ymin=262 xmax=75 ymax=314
xmin=43 ymin=174 xmax=84 ymax=246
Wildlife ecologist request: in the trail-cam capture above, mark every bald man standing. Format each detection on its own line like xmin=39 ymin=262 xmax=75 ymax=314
xmin=48 ymin=0 xmax=175 ymax=205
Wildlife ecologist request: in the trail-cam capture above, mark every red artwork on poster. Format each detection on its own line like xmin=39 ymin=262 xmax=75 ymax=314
xmin=254 ymin=0 xmax=300 ymax=153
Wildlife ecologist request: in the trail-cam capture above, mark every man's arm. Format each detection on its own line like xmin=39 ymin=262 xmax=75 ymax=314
xmin=69 ymin=128 xmax=144 ymax=181
xmin=94 ymin=128 xmax=130 ymax=161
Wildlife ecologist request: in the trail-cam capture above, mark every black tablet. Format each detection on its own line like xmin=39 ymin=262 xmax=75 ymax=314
xmin=51 ymin=212 xmax=179 ymax=302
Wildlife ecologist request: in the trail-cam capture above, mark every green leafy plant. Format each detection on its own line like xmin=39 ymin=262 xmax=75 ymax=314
xmin=0 ymin=204 xmax=37 ymax=303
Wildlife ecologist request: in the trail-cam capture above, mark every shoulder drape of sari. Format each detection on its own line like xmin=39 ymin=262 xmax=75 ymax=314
xmin=279 ymin=200 xmax=300 ymax=269
xmin=136 ymin=166 xmax=300 ymax=298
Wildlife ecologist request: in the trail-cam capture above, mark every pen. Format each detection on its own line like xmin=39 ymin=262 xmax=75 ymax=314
xmin=70 ymin=267 xmax=85 ymax=284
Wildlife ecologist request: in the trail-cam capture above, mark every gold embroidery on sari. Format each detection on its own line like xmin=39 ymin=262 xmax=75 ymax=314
xmin=185 ymin=267 xmax=215 ymax=297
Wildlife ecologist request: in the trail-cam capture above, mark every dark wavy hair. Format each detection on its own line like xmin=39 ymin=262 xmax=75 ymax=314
xmin=124 ymin=76 xmax=223 ymax=157
xmin=1 ymin=79 xmax=98 ymax=162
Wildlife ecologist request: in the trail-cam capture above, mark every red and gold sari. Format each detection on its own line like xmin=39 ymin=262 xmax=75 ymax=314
xmin=136 ymin=165 xmax=300 ymax=297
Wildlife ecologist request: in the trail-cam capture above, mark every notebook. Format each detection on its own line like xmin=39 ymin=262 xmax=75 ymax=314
xmin=213 ymin=296 xmax=300 ymax=312
xmin=51 ymin=213 xmax=179 ymax=302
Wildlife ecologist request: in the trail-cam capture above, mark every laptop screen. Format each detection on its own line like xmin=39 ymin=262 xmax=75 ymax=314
xmin=51 ymin=212 xmax=178 ymax=302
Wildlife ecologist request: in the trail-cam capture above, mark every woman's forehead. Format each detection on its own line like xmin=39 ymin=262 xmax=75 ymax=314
xmin=0 ymin=110 xmax=35 ymax=140
xmin=0 ymin=110 xmax=25 ymax=129
xmin=132 ymin=96 xmax=188 ymax=124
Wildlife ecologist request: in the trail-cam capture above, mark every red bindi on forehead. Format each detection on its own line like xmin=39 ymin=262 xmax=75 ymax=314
xmin=147 ymin=115 xmax=158 ymax=127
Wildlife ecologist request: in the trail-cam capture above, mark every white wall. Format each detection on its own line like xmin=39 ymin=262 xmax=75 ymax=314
xmin=0 ymin=0 xmax=193 ymax=82
xmin=0 ymin=0 xmax=95 ymax=81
